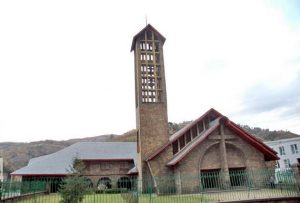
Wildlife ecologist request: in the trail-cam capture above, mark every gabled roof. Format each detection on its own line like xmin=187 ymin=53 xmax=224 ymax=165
xmin=145 ymin=108 xmax=222 ymax=161
xmin=169 ymin=108 xmax=223 ymax=142
xmin=11 ymin=142 xmax=137 ymax=176
xmin=146 ymin=108 xmax=279 ymax=165
xmin=130 ymin=24 xmax=166 ymax=51
xmin=225 ymin=121 xmax=278 ymax=161
xmin=167 ymin=117 xmax=222 ymax=166
xmin=167 ymin=117 xmax=279 ymax=166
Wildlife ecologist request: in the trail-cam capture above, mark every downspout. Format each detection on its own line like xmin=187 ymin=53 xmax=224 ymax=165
xmin=146 ymin=161 xmax=159 ymax=194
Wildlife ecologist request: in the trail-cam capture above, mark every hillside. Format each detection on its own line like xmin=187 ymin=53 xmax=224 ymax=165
xmin=112 ymin=122 xmax=300 ymax=143
xmin=239 ymin=125 xmax=300 ymax=141
xmin=0 ymin=135 xmax=117 ymax=175
xmin=1 ymin=122 xmax=299 ymax=176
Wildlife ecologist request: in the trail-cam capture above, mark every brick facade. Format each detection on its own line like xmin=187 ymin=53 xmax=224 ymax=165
xmin=83 ymin=160 xmax=135 ymax=188
xmin=132 ymin=25 xmax=278 ymax=194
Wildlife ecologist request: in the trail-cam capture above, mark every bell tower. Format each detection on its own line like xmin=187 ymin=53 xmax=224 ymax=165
xmin=131 ymin=24 xmax=169 ymax=188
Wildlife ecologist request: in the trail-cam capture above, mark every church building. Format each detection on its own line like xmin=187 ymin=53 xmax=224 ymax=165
xmin=12 ymin=24 xmax=279 ymax=194
xmin=131 ymin=24 xmax=279 ymax=193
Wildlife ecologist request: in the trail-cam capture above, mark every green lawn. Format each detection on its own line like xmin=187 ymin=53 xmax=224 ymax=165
xmin=17 ymin=193 xmax=126 ymax=203
xmin=17 ymin=193 xmax=209 ymax=203
xmin=15 ymin=188 xmax=300 ymax=203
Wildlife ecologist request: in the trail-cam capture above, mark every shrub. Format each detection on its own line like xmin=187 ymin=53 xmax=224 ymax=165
xmin=59 ymin=158 xmax=90 ymax=203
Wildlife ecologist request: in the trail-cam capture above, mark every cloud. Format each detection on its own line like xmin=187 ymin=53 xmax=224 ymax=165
xmin=241 ymin=71 xmax=300 ymax=118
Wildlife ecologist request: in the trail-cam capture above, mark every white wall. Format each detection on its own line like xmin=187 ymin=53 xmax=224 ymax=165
xmin=265 ymin=137 xmax=300 ymax=169
xmin=0 ymin=157 xmax=3 ymax=181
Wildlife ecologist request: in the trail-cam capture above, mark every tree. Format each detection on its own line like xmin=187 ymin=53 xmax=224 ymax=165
xmin=59 ymin=158 xmax=90 ymax=203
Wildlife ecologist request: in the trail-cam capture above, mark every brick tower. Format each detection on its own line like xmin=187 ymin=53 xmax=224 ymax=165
xmin=131 ymin=24 xmax=169 ymax=190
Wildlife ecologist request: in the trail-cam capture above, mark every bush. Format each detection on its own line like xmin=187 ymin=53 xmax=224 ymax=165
xmin=59 ymin=159 xmax=90 ymax=203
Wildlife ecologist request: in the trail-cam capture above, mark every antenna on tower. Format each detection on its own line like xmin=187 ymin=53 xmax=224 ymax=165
xmin=145 ymin=14 xmax=148 ymax=26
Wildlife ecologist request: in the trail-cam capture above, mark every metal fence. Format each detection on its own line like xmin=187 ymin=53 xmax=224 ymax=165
xmin=1 ymin=169 xmax=300 ymax=202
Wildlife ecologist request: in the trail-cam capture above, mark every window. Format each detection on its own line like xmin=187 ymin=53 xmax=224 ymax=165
xmin=117 ymin=177 xmax=132 ymax=190
xmin=279 ymin=146 xmax=286 ymax=155
xmin=276 ymin=161 xmax=280 ymax=168
xmin=229 ymin=168 xmax=246 ymax=187
xmin=172 ymin=141 xmax=179 ymax=155
xmin=179 ymin=136 xmax=185 ymax=149
xmin=291 ymin=144 xmax=298 ymax=154
xmin=192 ymin=127 xmax=198 ymax=139
xmin=284 ymin=159 xmax=291 ymax=168
xmin=186 ymin=131 xmax=192 ymax=143
xmin=201 ymin=170 xmax=220 ymax=189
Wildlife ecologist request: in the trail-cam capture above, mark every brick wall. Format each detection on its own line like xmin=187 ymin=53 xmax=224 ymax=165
xmin=83 ymin=160 xmax=135 ymax=188
xmin=171 ymin=126 xmax=271 ymax=193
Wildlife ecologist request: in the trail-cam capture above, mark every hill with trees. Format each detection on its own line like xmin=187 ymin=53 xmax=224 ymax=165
xmin=1 ymin=122 xmax=299 ymax=177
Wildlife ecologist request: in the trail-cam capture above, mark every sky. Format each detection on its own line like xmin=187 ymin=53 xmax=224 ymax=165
xmin=0 ymin=0 xmax=300 ymax=142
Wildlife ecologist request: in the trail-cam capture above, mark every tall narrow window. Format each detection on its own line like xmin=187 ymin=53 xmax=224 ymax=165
xmin=276 ymin=161 xmax=280 ymax=168
xmin=186 ymin=131 xmax=192 ymax=143
xmin=172 ymin=141 xmax=179 ymax=154
xmin=279 ymin=146 xmax=286 ymax=155
xmin=179 ymin=136 xmax=185 ymax=149
xmin=291 ymin=144 xmax=298 ymax=154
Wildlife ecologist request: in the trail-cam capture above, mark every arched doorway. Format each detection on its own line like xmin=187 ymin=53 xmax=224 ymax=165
xmin=84 ymin=177 xmax=93 ymax=188
xmin=199 ymin=143 xmax=247 ymax=189
xmin=97 ymin=177 xmax=112 ymax=190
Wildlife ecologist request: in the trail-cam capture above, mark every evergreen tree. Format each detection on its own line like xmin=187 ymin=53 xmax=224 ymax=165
xmin=59 ymin=158 xmax=89 ymax=203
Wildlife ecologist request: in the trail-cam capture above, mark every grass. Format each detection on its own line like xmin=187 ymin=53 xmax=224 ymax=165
xmin=17 ymin=193 xmax=208 ymax=203
xmin=17 ymin=193 xmax=126 ymax=203
xmin=15 ymin=188 xmax=300 ymax=203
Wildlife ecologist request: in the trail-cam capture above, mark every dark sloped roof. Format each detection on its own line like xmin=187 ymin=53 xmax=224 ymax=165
xmin=11 ymin=142 xmax=137 ymax=176
xmin=130 ymin=24 xmax=166 ymax=51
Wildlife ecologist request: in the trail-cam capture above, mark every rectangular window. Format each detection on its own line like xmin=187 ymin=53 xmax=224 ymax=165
xmin=276 ymin=161 xmax=280 ymax=168
xmin=279 ymin=146 xmax=286 ymax=155
xmin=186 ymin=131 xmax=192 ymax=143
xmin=229 ymin=168 xmax=246 ymax=187
xmin=291 ymin=144 xmax=298 ymax=154
xmin=201 ymin=170 xmax=220 ymax=189
xmin=284 ymin=159 xmax=290 ymax=168
xmin=192 ymin=127 xmax=198 ymax=139
xmin=172 ymin=141 xmax=179 ymax=155
xmin=197 ymin=122 xmax=204 ymax=134
xmin=179 ymin=136 xmax=185 ymax=149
